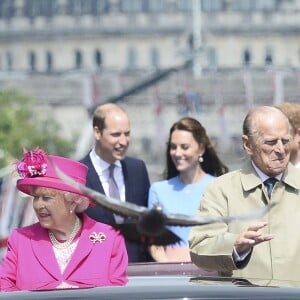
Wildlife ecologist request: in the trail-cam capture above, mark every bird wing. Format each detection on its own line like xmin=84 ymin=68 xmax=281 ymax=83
xmin=53 ymin=162 xmax=147 ymax=218
xmin=164 ymin=203 xmax=275 ymax=226
xmin=53 ymin=160 xmax=275 ymax=226
xmin=81 ymin=184 xmax=147 ymax=218
xmin=111 ymin=222 xmax=181 ymax=246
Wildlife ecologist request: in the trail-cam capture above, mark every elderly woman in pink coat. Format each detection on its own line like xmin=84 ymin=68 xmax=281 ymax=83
xmin=0 ymin=147 xmax=128 ymax=292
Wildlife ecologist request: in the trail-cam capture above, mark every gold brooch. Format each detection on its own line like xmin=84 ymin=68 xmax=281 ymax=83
xmin=89 ymin=232 xmax=106 ymax=244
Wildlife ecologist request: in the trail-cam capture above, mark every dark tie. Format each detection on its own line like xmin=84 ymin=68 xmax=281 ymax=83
xmin=108 ymin=164 xmax=123 ymax=223
xmin=264 ymin=178 xmax=278 ymax=197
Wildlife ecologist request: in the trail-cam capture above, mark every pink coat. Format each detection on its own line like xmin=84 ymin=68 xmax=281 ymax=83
xmin=0 ymin=214 xmax=128 ymax=291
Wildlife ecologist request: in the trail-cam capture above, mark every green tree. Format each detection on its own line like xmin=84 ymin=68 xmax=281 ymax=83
xmin=0 ymin=88 xmax=74 ymax=168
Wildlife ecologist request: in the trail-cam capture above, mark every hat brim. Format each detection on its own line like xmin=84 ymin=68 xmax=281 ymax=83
xmin=17 ymin=177 xmax=90 ymax=200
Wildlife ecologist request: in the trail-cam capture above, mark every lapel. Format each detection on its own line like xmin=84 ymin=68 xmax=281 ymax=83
xmin=241 ymin=161 xmax=300 ymax=195
xmin=31 ymin=215 xmax=97 ymax=280
xmin=63 ymin=214 xmax=95 ymax=278
xmin=281 ymin=163 xmax=300 ymax=190
xmin=31 ymin=224 xmax=61 ymax=279
xmin=240 ymin=162 xmax=263 ymax=193
xmin=85 ymin=154 xmax=105 ymax=193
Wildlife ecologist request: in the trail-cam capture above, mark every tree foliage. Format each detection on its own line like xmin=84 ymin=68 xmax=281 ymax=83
xmin=0 ymin=89 xmax=74 ymax=168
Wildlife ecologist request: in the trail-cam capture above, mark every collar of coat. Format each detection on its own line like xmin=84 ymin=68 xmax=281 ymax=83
xmin=241 ymin=161 xmax=300 ymax=193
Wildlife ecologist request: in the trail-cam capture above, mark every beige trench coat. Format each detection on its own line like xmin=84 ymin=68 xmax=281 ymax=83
xmin=189 ymin=162 xmax=300 ymax=281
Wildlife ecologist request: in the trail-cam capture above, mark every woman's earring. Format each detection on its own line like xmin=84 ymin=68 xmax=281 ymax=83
xmin=198 ymin=155 xmax=204 ymax=163
xmin=70 ymin=209 xmax=73 ymax=214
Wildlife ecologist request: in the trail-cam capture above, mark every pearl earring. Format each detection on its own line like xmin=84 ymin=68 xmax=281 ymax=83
xmin=70 ymin=209 xmax=73 ymax=214
xmin=198 ymin=155 xmax=204 ymax=163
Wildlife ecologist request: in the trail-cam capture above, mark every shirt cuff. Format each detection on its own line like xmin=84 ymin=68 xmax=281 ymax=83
xmin=232 ymin=247 xmax=251 ymax=262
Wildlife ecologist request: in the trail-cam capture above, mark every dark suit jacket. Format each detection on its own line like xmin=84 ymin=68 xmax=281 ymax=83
xmin=80 ymin=153 xmax=152 ymax=263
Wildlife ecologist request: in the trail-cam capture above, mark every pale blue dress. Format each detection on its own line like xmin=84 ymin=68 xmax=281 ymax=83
xmin=148 ymin=174 xmax=215 ymax=246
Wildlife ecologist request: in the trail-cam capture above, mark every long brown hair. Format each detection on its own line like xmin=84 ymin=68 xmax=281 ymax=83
xmin=164 ymin=117 xmax=228 ymax=179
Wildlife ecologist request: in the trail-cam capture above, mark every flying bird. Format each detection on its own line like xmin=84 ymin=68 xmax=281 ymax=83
xmin=54 ymin=163 xmax=275 ymax=246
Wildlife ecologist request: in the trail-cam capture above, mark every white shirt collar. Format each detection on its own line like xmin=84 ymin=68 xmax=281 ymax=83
xmin=89 ymin=148 xmax=125 ymax=201
xmin=90 ymin=148 xmax=122 ymax=173
xmin=251 ymin=161 xmax=282 ymax=182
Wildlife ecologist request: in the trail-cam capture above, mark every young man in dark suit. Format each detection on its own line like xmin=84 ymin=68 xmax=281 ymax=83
xmin=80 ymin=103 xmax=152 ymax=262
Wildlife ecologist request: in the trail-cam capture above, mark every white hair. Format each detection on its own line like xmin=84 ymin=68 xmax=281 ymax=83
xmin=63 ymin=192 xmax=90 ymax=213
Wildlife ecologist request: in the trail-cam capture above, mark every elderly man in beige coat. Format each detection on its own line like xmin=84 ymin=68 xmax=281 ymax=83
xmin=189 ymin=106 xmax=300 ymax=281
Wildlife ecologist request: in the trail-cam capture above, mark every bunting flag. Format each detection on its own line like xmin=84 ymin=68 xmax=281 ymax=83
xmin=0 ymin=168 xmax=37 ymax=260
xmin=83 ymin=73 xmax=99 ymax=112
xmin=115 ymin=73 xmax=125 ymax=95
xmin=214 ymin=86 xmax=231 ymax=152
xmin=73 ymin=118 xmax=93 ymax=160
xmin=0 ymin=174 xmax=17 ymax=238
xmin=243 ymin=71 xmax=254 ymax=110
xmin=75 ymin=73 xmax=99 ymax=159
xmin=151 ymin=85 xmax=166 ymax=153
xmin=297 ymin=71 xmax=300 ymax=94
xmin=0 ymin=174 xmax=18 ymax=257
xmin=272 ymin=71 xmax=284 ymax=105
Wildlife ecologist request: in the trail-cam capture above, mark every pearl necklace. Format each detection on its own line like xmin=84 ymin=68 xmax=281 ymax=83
xmin=48 ymin=217 xmax=81 ymax=249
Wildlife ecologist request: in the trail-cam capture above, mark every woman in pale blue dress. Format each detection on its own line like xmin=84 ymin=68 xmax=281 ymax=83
xmin=148 ymin=117 xmax=228 ymax=262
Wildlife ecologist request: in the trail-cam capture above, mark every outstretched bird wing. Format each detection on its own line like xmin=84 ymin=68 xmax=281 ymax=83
xmin=56 ymin=162 xmax=274 ymax=225
xmin=54 ymin=163 xmax=275 ymax=245
xmin=76 ymin=182 xmax=148 ymax=219
xmin=111 ymin=222 xmax=181 ymax=246
xmin=163 ymin=204 xmax=275 ymax=226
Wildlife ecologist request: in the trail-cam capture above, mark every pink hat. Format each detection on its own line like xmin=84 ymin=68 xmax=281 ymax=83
xmin=16 ymin=148 xmax=90 ymax=212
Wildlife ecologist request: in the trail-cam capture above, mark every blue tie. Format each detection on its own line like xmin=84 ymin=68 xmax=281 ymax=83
xmin=264 ymin=178 xmax=278 ymax=197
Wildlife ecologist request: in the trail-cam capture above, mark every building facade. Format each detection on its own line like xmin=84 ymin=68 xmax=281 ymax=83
xmin=1 ymin=0 xmax=300 ymax=176
xmin=1 ymin=0 xmax=300 ymax=73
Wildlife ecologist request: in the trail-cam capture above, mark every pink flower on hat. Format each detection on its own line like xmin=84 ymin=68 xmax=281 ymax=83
xmin=17 ymin=147 xmax=47 ymax=178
